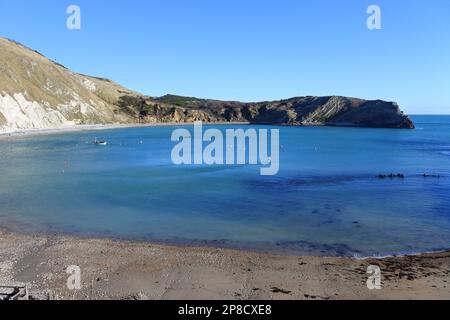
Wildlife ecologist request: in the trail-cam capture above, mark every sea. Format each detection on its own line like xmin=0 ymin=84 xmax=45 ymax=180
xmin=1 ymin=115 xmax=449 ymax=257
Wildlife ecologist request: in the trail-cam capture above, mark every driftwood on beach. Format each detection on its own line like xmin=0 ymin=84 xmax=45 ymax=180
xmin=0 ymin=285 xmax=29 ymax=300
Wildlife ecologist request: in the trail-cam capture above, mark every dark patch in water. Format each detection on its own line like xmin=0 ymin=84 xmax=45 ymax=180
xmin=274 ymin=240 xmax=360 ymax=257
xmin=317 ymin=220 xmax=335 ymax=227
xmin=244 ymin=174 xmax=372 ymax=191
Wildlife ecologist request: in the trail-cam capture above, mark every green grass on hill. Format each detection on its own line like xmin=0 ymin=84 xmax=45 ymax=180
xmin=157 ymin=94 xmax=207 ymax=106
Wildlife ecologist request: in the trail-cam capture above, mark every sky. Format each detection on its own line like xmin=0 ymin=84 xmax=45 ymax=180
xmin=0 ymin=0 xmax=449 ymax=114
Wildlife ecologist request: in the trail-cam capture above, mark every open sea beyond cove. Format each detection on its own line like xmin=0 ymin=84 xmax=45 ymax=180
xmin=1 ymin=115 xmax=449 ymax=257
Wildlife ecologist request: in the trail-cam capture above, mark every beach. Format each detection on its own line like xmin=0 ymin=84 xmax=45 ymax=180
xmin=1 ymin=119 xmax=450 ymax=300
xmin=1 ymin=0 xmax=449 ymax=303
xmin=1 ymin=229 xmax=449 ymax=300
xmin=0 ymin=122 xmax=252 ymax=141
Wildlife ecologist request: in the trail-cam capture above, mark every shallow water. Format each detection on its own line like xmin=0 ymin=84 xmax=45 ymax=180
xmin=1 ymin=115 xmax=449 ymax=256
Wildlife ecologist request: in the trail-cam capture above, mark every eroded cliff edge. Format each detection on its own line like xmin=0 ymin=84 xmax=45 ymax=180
xmin=120 ymin=94 xmax=414 ymax=129
xmin=0 ymin=37 xmax=414 ymax=132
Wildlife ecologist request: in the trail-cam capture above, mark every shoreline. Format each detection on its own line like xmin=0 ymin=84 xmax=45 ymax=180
xmin=1 ymin=120 xmax=449 ymax=300
xmin=1 ymin=228 xmax=449 ymax=300
xmin=0 ymin=122 xmax=251 ymax=141
xmin=3 ymin=224 xmax=449 ymax=261
xmin=0 ymin=119 xmax=418 ymax=141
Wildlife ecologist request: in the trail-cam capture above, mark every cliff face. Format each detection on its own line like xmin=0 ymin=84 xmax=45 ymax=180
xmin=120 ymin=95 xmax=414 ymax=129
xmin=0 ymin=37 xmax=414 ymax=132
xmin=0 ymin=37 xmax=138 ymax=132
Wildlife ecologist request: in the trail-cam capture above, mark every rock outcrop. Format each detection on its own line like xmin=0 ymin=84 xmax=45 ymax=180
xmin=130 ymin=94 xmax=413 ymax=129
xmin=0 ymin=37 xmax=414 ymax=132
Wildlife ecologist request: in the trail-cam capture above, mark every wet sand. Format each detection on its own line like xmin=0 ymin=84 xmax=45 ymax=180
xmin=1 ymin=229 xmax=449 ymax=300
xmin=1 ymin=124 xmax=449 ymax=300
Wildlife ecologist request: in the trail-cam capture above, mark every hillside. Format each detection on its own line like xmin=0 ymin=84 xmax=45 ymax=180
xmin=0 ymin=37 xmax=139 ymax=132
xmin=0 ymin=37 xmax=414 ymax=132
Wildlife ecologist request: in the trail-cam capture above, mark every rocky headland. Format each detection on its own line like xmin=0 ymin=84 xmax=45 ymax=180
xmin=0 ymin=37 xmax=414 ymax=133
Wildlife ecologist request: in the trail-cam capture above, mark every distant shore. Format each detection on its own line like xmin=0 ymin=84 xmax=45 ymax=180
xmin=0 ymin=122 xmax=252 ymax=141
xmin=1 ymin=228 xmax=449 ymax=300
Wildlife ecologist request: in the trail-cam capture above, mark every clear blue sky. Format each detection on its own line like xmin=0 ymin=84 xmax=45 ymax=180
xmin=0 ymin=0 xmax=449 ymax=114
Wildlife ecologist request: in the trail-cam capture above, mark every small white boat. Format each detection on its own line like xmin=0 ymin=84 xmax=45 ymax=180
xmin=94 ymin=138 xmax=108 ymax=146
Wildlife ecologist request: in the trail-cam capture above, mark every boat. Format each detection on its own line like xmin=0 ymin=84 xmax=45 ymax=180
xmin=94 ymin=138 xmax=108 ymax=146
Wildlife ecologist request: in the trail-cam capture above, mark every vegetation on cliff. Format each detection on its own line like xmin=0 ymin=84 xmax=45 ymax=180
xmin=0 ymin=37 xmax=414 ymax=132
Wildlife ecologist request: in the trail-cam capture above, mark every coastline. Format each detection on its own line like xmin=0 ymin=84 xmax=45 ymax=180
xmin=0 ymin=122 xmax=251 ymax=141
xmin=1 ymin=120 xmax=449 ymax=300
xmin=1 ymin=228 xmax=449 ymax=300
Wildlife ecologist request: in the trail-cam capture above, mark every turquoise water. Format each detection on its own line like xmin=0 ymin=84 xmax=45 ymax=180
xmin=1 ymin=115 xmax=450 ymax=257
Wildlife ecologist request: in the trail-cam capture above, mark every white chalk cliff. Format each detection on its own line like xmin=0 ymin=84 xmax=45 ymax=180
xmin=0 ymin=37 xmax=414 ymax=132
xmin=0 ymin=37 xmax=138 ymax=133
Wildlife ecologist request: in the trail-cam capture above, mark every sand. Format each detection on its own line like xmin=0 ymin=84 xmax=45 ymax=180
xmin=1 ymin=125 xmax=449 ymax=300
xmin=0 ymin=123 xmax=174 ymax=141
xmin=0 ymin=229 xmax=449 ymax=300
xmin=0 ymin=122 xmax=251 ymax=141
